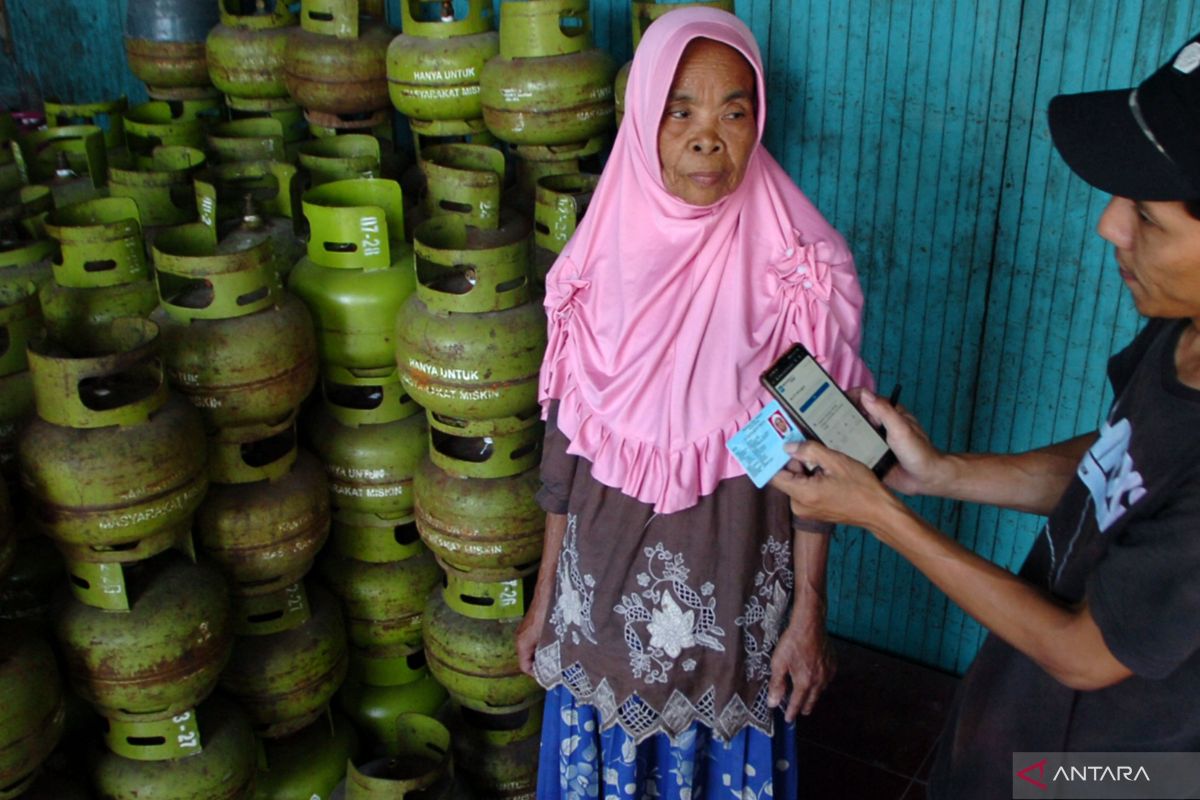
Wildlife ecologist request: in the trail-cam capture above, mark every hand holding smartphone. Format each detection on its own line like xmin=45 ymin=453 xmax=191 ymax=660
xmin=760 ymin=344 xmax=896 ymax=477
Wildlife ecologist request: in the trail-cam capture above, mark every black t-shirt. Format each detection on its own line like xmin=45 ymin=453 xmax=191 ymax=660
xmin=929 ymin=318 xmax=1200 ymax=800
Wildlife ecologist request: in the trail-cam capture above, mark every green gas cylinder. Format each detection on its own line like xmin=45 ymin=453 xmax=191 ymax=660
xmin=207 ymin=0 xmax=297 ymax=100
xmin=0 ymin=623 xmax=66 ymax=798
xmin=150 ymin=222 xmax=318 ymax=431
xmin=253 ymin=711 xmax=358 ymax=800
xmin=414 ymin=456 xmax=543 ymax=581
xmin=423 ymin=568 xmax=540 ymax=714
xmin=220 ymin=582 xmax=350 ymax=738
xmin=19 ymin=320 xmax=208 ymax=588
xmin=54 ymin=555 xmax=233 ymax=721
xmin=284 ymin=0 xmax=393 ymax=120
xmin=479 ymin=0 xmax=615 ymax=146
xmin=386 ymin=0 xmax=498 ymax=126
xmin=91 ymin=696 xmax=257 ymax=800
xmin=288 ymin=178 xmax=414 ymax=372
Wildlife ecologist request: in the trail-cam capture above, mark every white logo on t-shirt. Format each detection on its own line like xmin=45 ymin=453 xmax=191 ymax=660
xmin=1077 ymin=418 xmax=1147 ymax=532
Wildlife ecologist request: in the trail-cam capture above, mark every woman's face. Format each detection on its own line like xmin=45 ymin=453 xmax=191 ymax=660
xmin=657 ymin=38 xmax=757 ymax=206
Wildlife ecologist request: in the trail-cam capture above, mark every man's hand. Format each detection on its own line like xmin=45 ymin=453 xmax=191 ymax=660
xmin=854 ymin=388 xmax=951 ymax=496
xmin=771 ymin=439 xmax=902 ymax=531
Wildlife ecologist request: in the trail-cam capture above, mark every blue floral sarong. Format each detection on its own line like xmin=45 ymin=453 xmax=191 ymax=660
xmin=537 ymin=685 xmax=798 ymax=799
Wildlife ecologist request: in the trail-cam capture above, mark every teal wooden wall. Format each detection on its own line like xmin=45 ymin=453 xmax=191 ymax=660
xmin=0 ymin=0 xmax=145 ymax=108
xmin=4 ymin=0 xmax=1200 ymax=674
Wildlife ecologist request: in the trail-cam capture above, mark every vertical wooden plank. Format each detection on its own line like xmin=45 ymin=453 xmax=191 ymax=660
xmin=7 ymin=0 xmax=144 ymax=106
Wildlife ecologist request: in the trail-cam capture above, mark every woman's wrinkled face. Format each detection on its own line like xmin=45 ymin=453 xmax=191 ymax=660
xmin=657 ymin=38 xmax=757 ymax=206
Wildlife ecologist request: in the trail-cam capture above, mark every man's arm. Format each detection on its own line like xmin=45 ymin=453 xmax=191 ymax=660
xmin=772 ymin=446 xmax=1132 ymax=690
xmin=917 ymin=434 xmax=1096 ymax=515
xmin=857 ymin=389 xmax=1094 ymax=516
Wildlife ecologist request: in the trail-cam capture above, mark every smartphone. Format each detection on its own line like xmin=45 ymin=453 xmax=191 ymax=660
xmin=760 ymin=344 xmax=896 ymax=476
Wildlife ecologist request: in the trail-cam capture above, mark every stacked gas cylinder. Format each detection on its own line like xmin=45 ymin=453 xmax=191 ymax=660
xmin=208 ymin=0 xmax=308 ymax=158
xmin=16 ymin=199 xmax=244 ymax=799
xmin=0 ymin=0 xmax=743 ymax=795
xmin=481 ymin=0 xmax=613 ymax=210
xmin=0 ymin=114 xmax=67 ymax=800
xmin=395 ymin=163 xmax=549 ymax=795
xmin=288 ymin=173 xmax=453 ymax=775
xmin=284 ymin=0 xmax=394 ymax=135
xmin=384 ymin=5 xmax=614 ymax=795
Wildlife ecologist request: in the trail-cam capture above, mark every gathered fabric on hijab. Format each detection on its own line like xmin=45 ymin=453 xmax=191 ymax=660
xmin=539 ymin=8 xmax=873 ymax=515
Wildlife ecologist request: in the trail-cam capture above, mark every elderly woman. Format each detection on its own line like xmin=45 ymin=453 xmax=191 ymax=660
xmin=515 ymin=8 xmax=873 ymax=797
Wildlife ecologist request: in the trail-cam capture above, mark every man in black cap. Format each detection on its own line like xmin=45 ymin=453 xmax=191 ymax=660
xmin=770 ymin=32 xmax=1200 ymax=799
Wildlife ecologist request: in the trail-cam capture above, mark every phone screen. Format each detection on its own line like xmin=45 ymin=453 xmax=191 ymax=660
xmin=769 ymin=351 xmax=890 ymax=470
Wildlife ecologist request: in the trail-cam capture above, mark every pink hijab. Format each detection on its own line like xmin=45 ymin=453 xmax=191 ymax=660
xmin=539 ymin=7 xmax=873 ymax=513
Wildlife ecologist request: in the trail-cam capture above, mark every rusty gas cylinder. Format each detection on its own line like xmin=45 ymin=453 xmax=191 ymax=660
xmin=0 ymin=281 xmax=41 ymax=381
xmin=387 ymin=0 xmax=498 ymax=127
xmin=338 ymin=646 xmax=447 ymax=756
xmin=220 ymin=581 xmax=350 ymax=738
xmin=1 ymin=183 xmax=54 ymax=244
xmin=395 ymin=213 xmax=546 ymax=421
xmin=91 ymin=696 xmax=257 ymax=800
xmin=0 ymin=138 xmax=23 ymax=195
xmin=20 ymin=130 xmax=107 ymax=209
xmin=125 ymin=0 xmax=220 ymax=92
xmin=532 ymin=170 xmax=598 ymax=284
xmin=0 ymin=623 xmax=65 ymax=797
xmin=19 ymin=124 xmax=107 ymax=186
xmin=422 ymin=566 xmax=541 ymax=713
xmin=424 ymin=411 xmax=541 ymax=480
xmin=18 ymin=320 xmax=208 ymax=588
xmin=38 ymin=197 xmax=160 ymax=354
xmin=417 ymin=143 xmax=505 ymax=229
xmin=54 ymin=554 xmax=233 ymax=721
xmin=207 ymin=0 xmax=297 ymax=100
xmin=43 ymin=97 xmax=128 ymax=149
xmin=414 ymin=455 xmax=543 ymax=581
xmin=124 ymin=100 xmax=220 ymax=162
xmin=0 ymin=369 xmax=32 ymax=487
xmin=297 ymin=134 xmax=382 ymax=187
xmin=284 ymin=0 xmax=393 ymax=121
xmin=306 ymin=370 xmax=427 ymax=519
xmin=206 ymin=118 xmax=290 ymax=164
xmin=0 ymin=282 xmax=38 ymax=487
xmin=194 ymin=161 xmax=304 ymax=282
xmin=149 ymin=222 xmax=318 ymax=430
xmin=508 ymin=136 xmax=602 ymax=211
xmin=289 ymin=178 xmax=415 ymax=372
xmin=0 ymin=192 xmax=54 ymax=300
xmin=0 ymin=283 xmax=37 ymax=482
xmin=447 ymin=699 xmax=543 ymax=799
xmin=226 ymin=95 xmax=309 ymax=145
xmin=319 ymin=512 xmax=441 ymax=652
xmin=197 ymin=426 xmax=330 ymax=597
xmin=480 ymin=0 xmax=615 ymax=146
xmin=108 ymin=146 xmax=206 ymax=229
xmin=254 ymin=710 xmax=358 ymax=800
xmin=331 ymin=715 xmax=457 ymax=799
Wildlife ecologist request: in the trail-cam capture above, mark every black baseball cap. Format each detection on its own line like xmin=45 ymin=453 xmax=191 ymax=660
xmin=1049 ymin=32 xmax=1200 ymax=200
